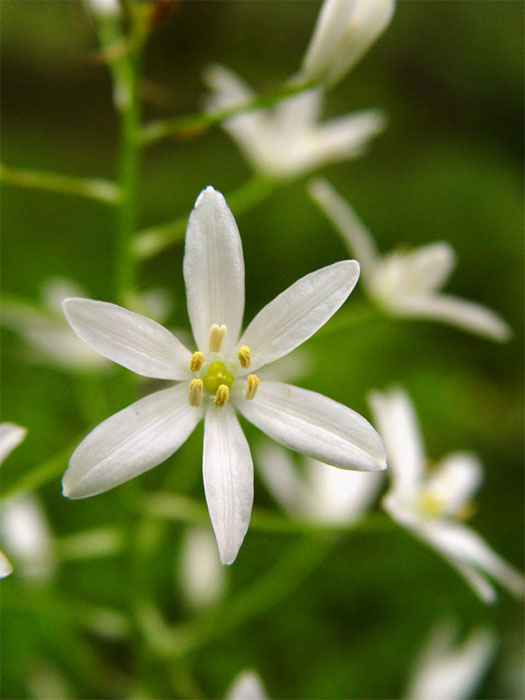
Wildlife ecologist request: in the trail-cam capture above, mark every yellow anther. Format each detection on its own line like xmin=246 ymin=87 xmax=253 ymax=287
xmin=214 ymin=384 xmax=230 ymax=407
xmin=188 ymin=378 xmax=203 ymax=407
xmin=244 ymin=374 xmax=260 ymax=400
xmin=237 ymin=345 xmax=251 ymax=369
xmin=208 ymin=324 xmax=227 ymax=353
xmin=189 ymin=351 xmax=205 ymax=373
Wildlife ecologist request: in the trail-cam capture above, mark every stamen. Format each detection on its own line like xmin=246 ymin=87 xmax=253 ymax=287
xmin=189 ymin=351 xmax=205 ymax=373
xmin=208 ymin=324 xmax=227 ymax=353
xmin=188 ymin=378 xmax=203 ymax=407
xmin=214 ymin=384 xmax=229 ymax=407
xmin=237 ymin=345 xmax=251 ymax=369
xmin=244 ymin=374 xmax=260 ymax=400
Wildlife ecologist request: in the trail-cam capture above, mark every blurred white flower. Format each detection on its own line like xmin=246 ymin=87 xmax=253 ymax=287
xmin=84 ymin=0 xmax=121 ymax=18
xmin=2 ymin=278 xmax=174 ymax=371
xmin=204 ymin=64 xmax=385 ymax=179
xmin=226 ymin=670 xmax=268 ymax=700
xmin=0 ymin=422 xmax=27 ymax=578
xmin=178 ymin=526 xmax=226 ymax=610
xmin=309 ymin=179 xmax=511 ymax=341
xmin=1 ymin=494 xmax=55 ymax=581
xmin=301 ymin=0 xmax=395 ymax=88
xmin=257 ymin=442 xmax=382 ymax=525
xmin=61 ymin=186 xmax=386 ymax=565
xmin=406 ymin=621 xmax=497 ymax=700
xmin=370 ymin=387 xmax=525 ymax=603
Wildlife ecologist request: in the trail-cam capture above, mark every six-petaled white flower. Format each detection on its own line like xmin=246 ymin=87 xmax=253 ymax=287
xmin=204 ymin=64 xmax=385 ymax=180
xmin=61 ymin=186 xmax=386 ymax=564
xmin=309 ymin=179 xmax=511 ymax=341
xmin=301 ymin=0 xmax=395 ymax=88
xmin=370 ymin=387 xmax=525 ymax=602
xmin=406 ymin=621 xmax=497 ymax=700
xmin=257 ymin=442 xmax=382 ymax=525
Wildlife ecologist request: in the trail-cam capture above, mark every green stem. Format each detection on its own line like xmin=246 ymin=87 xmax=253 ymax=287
xmin=133 ymin=174 xmax=279 ymax=260
xmin=139 ymin=79 xmax=314 ymax=146
xmin=0 ymin=163 xmax=120 ymax=204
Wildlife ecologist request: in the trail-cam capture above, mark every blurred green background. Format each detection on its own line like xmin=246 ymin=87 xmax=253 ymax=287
xmin=1 ymin=1 xmax=523 ymax=698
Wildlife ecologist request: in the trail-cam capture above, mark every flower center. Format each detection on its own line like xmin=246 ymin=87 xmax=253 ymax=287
xmin=203 ymin=361 xmax=234 ymax=393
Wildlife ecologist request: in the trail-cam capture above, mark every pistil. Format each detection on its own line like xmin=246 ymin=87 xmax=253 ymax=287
xmin=208 ymin=324 xmax=227 ymax=352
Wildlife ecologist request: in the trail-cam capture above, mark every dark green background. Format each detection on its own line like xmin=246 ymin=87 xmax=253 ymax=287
xmin=1 ymin=2 xmax=523 ymax=698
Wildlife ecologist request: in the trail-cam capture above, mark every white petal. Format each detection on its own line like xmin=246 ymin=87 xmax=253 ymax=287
xmin=425 ymin=452 xmax=482 ymax=517
xmin=178 ymin=526 xmax=226 ymax=610
xmin=0 ymin=495 xmax=55 ymax=581
xmin=302 ymin=0 xmax=395 ymax=87
xmin=389 ymin=293 xmax=511 ymax=342
xmin=0 ymin=423 xmax=27 ymax=464
xmin=424 ymin=520 xmax=525 ymax=599
xmin=63 ymin=384 xmax=202 ymax=499
xmin=369 ymin=388 xmax=425 ymax=499
xmin=408 ymin=242 xmax=456 ymax=291
xmin=305 ymin=458 xmax=383 ymax=524
xmin=0 ymin=550 xmax=13 ymax=578
xmin=62 ymin=298 xmax=191 ymax=379
xmin=235 ymin=381 xmax=386 ymax=471
xmin=41 ymin=276 xmax=87 ymax=311
xmin=451 ymin=561 xmax=497 ymax=604
xmin=308 ymin=178 xmax=379 ymax=278
xmin=407 ymin=623 xmax=497 ymax=700
xmin=226 ymin=670 xmax=268 ymax=700
xmin=203 ymin=404 xmax=253 ymax=565
xmin=273 ymin=89 xmax=322 ymax=136
xmin=184 ymin=187 xmax=245 ymax=353
xmin=238 ymin=261 xmax=359 ymax=373
xmin=255 ymin=443 xmax=309 ymax=514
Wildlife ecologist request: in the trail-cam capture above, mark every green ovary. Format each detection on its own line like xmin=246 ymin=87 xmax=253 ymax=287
xmin=203 ymin=361 xmax=234 ymax=393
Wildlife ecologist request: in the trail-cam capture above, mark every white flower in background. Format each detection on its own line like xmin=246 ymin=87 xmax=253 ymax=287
xmin=1 ymin=278 xmax=173 ymax=371
xmin=178 ymin=526 xmax=226 ymax=610
xmin=406 ymin=621 xmax=497 ymax=700
xmin=204 ymin=64 xmax=385 ymax=180
xmin=301 ymin=0 xmax=395 ymax=88
xmin=370 ymin=387 xmax=525 ymax=602
xmin=84 ymin=0 xmax=121 ymax=18
xmin=61 ymin=186 xmax=386 ymax=565
xmin=0 ymin=422 xmax=27 ymax=578
xmin=0 ymin=494 xmax=55 ymax=582
xmin=309 ymin=179 xmax=511 ymax=341
xmin=257 ymin=442 xmax=382 ymax=525
xmin=226 ymin=670 xmax=268 ymax=700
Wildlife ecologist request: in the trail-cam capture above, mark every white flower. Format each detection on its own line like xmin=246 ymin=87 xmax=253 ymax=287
xmin=178 ymin=526 xmax=226 ymax=610
xmin=226 ymin=670 xmax=268 ymax=700
xmin=257 ymin=442 xmax=382 ymax=525
xmin=84 ymin=0 xmax=121 ymax=18
xmin=0 ymin=494 xmax=55 ymax=581
xmin=204 ymin=64 xmax=385 ymax=180
xmin=309 ymin=179 xmax=511 ymax=341
xmin=0 ymin=422 xmax=27 ymax=578
xmin=301 ymin=0 xmax=395 ymax=88
xmin=61 ymin=186 xmax=386 ymax=565
xmin=370 ymin=387 xmax=525 ymax=602
xmin=406 ymin=621 xmax=497 ymax=700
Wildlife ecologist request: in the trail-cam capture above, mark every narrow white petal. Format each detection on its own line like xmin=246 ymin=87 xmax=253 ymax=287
xmin=308 ymin=178 xmax=379 ymax=278
xmin=63 ymin=384 xmax=202 ymax=499
xmin=0 ymin=550 xmax=13 ymax=578
xmin=203 ymin=404 xmax=253 ymax=565
xmin=0 ymin=423 xmax=27 ymax=464
xmin=369 ymin=388 xmax=425 ymax=499
xmin=409 ymin=242 xmax=456 ymax=291
xmin=424 ymin=520 xmax=525 ymax=599
xmin=238 ymin=261 xmax=359 ymax=373
xmin=62 ymin=298 xmax=191 ymax=379
xmin=426 ymin=453 xmax=482 ymax=517
xmin=184 ymin=187 xmax=245 ymax=353
xmin=407 ymin=623 xmax=497 ymax=700
xmin=452 ymin=561 xmax=497 ymax=604
xmin=255 ymin=443 xmax=309 ymax=513
xmin=226 ymin=670 xmax=268 ymax=700
xmin=302 ymin=0 xmax=395 ymax=87
xmin=390 ymin=293 xmax=511 ymax=342
xmin=178 ymin=527 xmax=226 ymax=610
xmin=236 ymin=381 xmax=386 ymax=471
